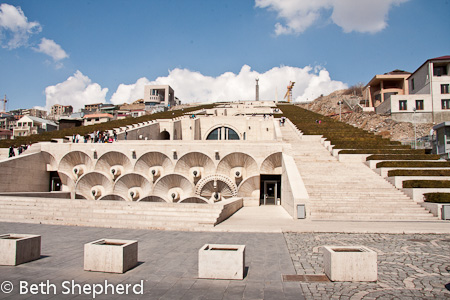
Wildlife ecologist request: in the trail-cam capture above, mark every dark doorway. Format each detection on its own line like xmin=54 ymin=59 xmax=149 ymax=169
xmin=160 ymin=131 xmax=170 ymax=140
xmin=260 ymin=174 xmax=281 ymax=205
xmin=49 ymin=171 xmax=62 ymax=191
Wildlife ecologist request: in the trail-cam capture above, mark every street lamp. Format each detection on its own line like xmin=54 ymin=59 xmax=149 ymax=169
xmin=413 ymin=108 xmax=417 ymax=149
xmin=337 ymin=101 xmax=343 ymax=121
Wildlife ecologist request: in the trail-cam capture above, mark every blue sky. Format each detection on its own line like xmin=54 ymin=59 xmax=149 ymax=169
xmin=0 ymin=0 xmax=449 ymax=111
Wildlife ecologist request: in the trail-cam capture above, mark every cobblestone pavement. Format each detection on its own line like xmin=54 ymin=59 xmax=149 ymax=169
xmin=284 ymin=233 xmax=450 ymax=299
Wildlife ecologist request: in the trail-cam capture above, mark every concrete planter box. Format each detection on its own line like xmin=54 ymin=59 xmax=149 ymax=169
xmin=198 ymin=244 xmax=245 ymax=280
xmin=338 ymin=154 xmax=370 ymax=162
xmin=366 ymin=160 xmax=440 ymax=170
xmin=402 ymin=188 xmax=450 ymax=203
xmin=375 ymin=167 xmax=450 ymax=178
xmin=84 ymin=239 xmax=138 ymax=273
xmin=0 ymin=234 xmax=41 ymax=266
xmin=387 ymin=176 xmax=450 ymax=189
xmin=323 ymin=246 xmax=377 ymax=282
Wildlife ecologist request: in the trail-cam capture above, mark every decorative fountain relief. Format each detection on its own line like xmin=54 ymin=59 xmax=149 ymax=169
xmin=43 ymin=148 xmax=282 ymax=205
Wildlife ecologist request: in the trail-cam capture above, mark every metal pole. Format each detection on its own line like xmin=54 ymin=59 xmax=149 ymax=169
xmin=413 ymin=108 xmax=417 ymax=149
xmin=337 ymin=101 xmax=343 ymax=121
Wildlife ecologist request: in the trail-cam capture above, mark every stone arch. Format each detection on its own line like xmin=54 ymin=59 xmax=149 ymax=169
xmin=75 ymin=171 xmax=113 ymax=200
xmin=237 ymin=175 xmax=260 ymax=198
xmin=134 ymin=151 xmax=173 ymax=182
xmin=203 ymin=124 xmax=241 ymax=140
xmin=260 ymin=152 xmax=282 ymax=175
xmin=216 ymin=152 xmax=259 ymax=185
xmin=99 ymin=194 xmax=126 ymax=201
xmin=113 ymin=173 xmax=152 ymax=201
xmin=41 ymin=151 xmax=58 ymax=171
xmin=195 ymin=174 xmax=237 ymax=201
xmin=59 ymin=151 xmax=94 ymax=182
xmin=174 ymin=152 xmax=215 ymax=182
xmin=178 ymin=196 xmax=211 ymax=204
xmin=160 ymin=130 xmax=170 ymax=140
xmin=153 ymin=174 xmax=195 ymax=203
xmin=57 ymin=171 xmax=75 ymax=193
xmin=138 ymin=196 xmax=168 ymax=203
xmin=95 ymin=151 xmax=133 ymax=180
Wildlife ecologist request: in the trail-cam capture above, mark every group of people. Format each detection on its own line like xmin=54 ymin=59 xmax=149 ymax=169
xmin=72 ymin=130 xmax=118 ymax=143
xmin=8 ymin=144 xmax=30 ymax=158
xmin=279 ymin=116 xmax=286 ymax=126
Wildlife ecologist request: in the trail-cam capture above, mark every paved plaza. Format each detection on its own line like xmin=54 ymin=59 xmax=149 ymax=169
xmin=0 ymin=221 xmax=450 ymax=299
xmin=0 ymin=222 xmax=303 ymax=300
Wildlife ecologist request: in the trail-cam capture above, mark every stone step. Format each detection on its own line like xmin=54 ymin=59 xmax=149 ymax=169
xmin=309 ymin=214 xmax=436 ymax=220
xmin=0 ymin=206 xmax=221 ymax=219
xmin=0 ymin=199 xmax=223 ymax=213
xmin=309 ymin=207 xmax=430 ymax=213
xmin=281 ymin=124 xmax=435 ymax=221
xmin=0 ymin=216 xmax=215 ymax=229
xmin=0 ymin=196 xmax=236 ymax=228
xmin=0 ymin=210 xmax=219 ymax=223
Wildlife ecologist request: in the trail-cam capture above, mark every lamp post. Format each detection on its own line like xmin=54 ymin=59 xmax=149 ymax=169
xmin=337 ymin=101 xmax=343 ymax=121
xmin=413 ymin=108 xmax=417 ymax=149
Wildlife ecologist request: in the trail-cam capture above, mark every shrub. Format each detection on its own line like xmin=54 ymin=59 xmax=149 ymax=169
xmin=339 ymin=149 xmax=425 ymax=155
xmin=279 ymin=104 xmax=414 ymax=152
xmin=388 ymin=169 xmax=450 ymax=176
xmin=403 ymin=180 xmax=450 ymax=188
xmin=366 ymin=154 xmax=440 ymax=161
xmin=376 ymin=161 xmax=450 ymax=168
xmin=424 ymin=193 xmax=450 ymax=203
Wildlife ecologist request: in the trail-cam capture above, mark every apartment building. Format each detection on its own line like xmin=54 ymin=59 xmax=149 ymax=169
xmin=374 ymin=56 xmax=450 ymax=123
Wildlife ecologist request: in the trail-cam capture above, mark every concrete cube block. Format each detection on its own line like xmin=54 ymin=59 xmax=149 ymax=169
xmin=0 ymin=234 xmax=41 ymax=266
xmin=84 ymin=239 xmax=138 ymax=273
xmin=323 ymin=245 xmax=377 ymax=282
xmin=198 ymin=244 xmax=245 ymax=280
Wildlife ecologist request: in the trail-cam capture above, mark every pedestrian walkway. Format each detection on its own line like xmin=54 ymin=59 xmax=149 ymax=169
xmin=1 ymin=221 xmax=449 ymax=299
xmin=214 ymin=206 xmax=450 ymax=234
xmin=0 ymin=222 xmax=303 ymax=300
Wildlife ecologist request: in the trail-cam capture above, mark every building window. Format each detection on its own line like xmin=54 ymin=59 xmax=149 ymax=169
xmin=206 ymin=127 xmax=240 ymax=140
xmin=411 ymin=78 xmax=415 ymax=90
xmin=442 ymin=99 xmax=450 ymax=110
xmin=434 ymin=66 xmax=448 ymax=76
xmin=399 ymin=100 xmax=407 ymax=111
xmin=415 ymin=100 xmax=424 ymax=110
xmin=441 ymin=84 xmax=449 ymax=94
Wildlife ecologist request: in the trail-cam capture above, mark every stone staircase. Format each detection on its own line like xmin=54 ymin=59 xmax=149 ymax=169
xmin=280 ymin=125 xmax=436 ymax=221
xmin=0 ymin=196 xmax=240 ymax=230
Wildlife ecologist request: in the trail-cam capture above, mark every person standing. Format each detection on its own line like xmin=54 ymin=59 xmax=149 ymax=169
xmin=8 ymin=145 xmax=15 ymax=158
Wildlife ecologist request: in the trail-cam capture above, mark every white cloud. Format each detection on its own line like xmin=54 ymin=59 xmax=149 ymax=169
xmin=34 ymin=38 xmax=68 ymax=61
xmin=255 ymin=0 xmax=408 ymax=35
xmin=110 ymin=77 xmax=152 ymax=105
xmin=0 ymin=3 xmax=41 ymax=49
xmin=45 ymin=71 xmax=108 ymax=111
xmin=109 ymin=65 xmax=347 ymax=104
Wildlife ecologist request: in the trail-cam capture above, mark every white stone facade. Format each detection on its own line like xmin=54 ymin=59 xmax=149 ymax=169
xmin=389 ymin=56 xmax=450 ymax=123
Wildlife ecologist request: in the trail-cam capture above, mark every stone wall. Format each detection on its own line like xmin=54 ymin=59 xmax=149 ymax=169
xmin=281 ymin=153 xmax=309 ymax=218
xmin=0 ymin=152 xmax=49 ymax=192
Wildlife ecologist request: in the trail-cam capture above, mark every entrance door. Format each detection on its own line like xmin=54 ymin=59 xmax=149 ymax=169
xmin=49 ymin=171 xmax=62 ymax=191
xmin=264 ymin=181 xmax=277 ymax=205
